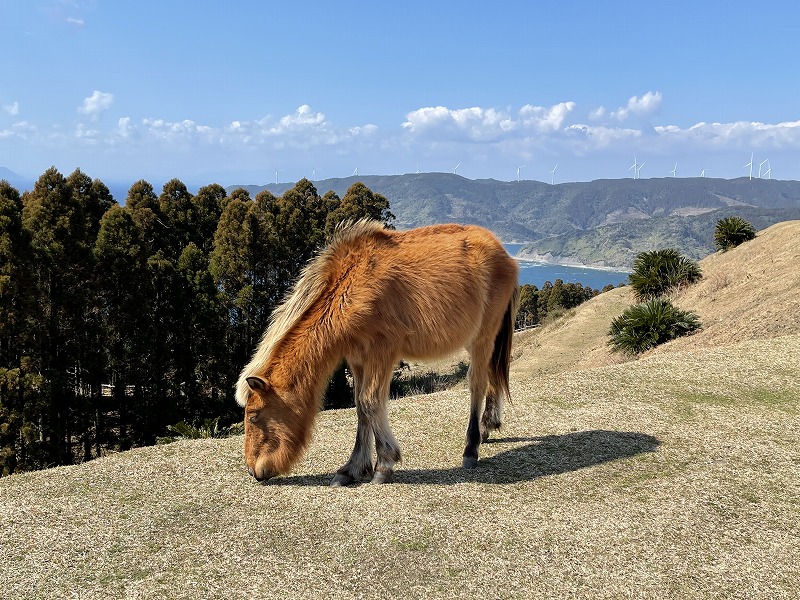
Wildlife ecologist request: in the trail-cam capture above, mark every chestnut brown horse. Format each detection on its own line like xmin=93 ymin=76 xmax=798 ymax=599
xmin=236 ymin=220 xmax=519 ymax=486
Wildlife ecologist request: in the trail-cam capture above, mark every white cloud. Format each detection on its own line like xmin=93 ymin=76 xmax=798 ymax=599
xmin=566 ymin=124 xmax=643 ymax=148
xmin=654 ymin=119 xmax=800 ymax=149
xmin=402 ymin=106 xmax=516 ymax=141
xmin=78 ymin=90 xmax=113 ymax=119
xmin=519 ymin=102 xmax=576 ymax=132
xmin=3 ymin=101 xmax=19 ymax=116
xmin=117 ymin=117 xmax=133 ymax=138
xmin=7 ymin=93 xmax=800 ymax=181
xmin=74 ymin=122 xmax=99 ymax=139
xmin=611 ymin=91 xmax=662 ymax=121
xmin=66 ymin=16 xmax=85 ymax=28
xmin=403 ymin=103 xmax=579 ymax=142
xmin=589 ymin=107 xmax=606 ymax=121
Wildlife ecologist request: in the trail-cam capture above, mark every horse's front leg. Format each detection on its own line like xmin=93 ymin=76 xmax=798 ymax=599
xmin=331 ymin=365 xmax=375 ymax=487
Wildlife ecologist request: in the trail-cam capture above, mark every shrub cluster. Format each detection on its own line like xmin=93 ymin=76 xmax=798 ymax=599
xmin=608 ymin=298 xmax=702 ymax=355
xmin=609 ymin=247 xmax=702 ymax=355
xmin=628 ymin=248 xmax=702 ymax=302
xmin=714 ymin=216 xmax=756 ymax=251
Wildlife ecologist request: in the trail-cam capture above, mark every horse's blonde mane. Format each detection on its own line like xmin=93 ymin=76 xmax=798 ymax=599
xmin=236 ymin=219 xmax=385 ymax=406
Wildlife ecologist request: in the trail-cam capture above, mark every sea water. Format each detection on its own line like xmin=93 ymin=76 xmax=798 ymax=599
xmin=504 ymin=244 xmax=630 ymax=290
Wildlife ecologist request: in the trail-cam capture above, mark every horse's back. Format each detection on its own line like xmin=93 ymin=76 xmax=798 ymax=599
xmin=341 ymin=223 xmax=518 ymax=360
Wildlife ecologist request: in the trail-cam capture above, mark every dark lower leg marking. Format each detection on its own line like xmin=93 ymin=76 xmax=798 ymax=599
xmin=331 ymin=403 xmax=374 ymax=486
xmin=462 ymin=410 xmax=481 ymax=468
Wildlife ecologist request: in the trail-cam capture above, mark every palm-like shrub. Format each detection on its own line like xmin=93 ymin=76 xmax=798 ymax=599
xmin=714 ymin=216 xmax=756 ymax=251
xmin=164 ymin=418 xmax=243 ymax=440
xmin=628 ymin=249 xmax=702 ymax=302
xmin=608 ymin=298 xmax=701 ymax=355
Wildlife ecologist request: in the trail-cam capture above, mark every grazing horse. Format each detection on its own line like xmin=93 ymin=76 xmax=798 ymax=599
xmin=236 ymin=220 xmax=519 ymax=486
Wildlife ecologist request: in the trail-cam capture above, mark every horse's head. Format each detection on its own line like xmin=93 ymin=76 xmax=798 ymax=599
xmin=241 ymin=376 xmax=312 ymax=482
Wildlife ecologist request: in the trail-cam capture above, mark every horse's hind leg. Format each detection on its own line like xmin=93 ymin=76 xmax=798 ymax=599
xmin=481 ymin=381 xmax=504 ymax=443
xmin=463 ymin=347 xmax=490 ymax=469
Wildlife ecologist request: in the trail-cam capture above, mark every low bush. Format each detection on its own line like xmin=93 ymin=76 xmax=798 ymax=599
xmin=628 ymin=249 xmax=702 ymax=302
xmin=714 ymin=216 xmax=756 ymax=251
xmin=608 ymin=298 xmax=701 ymax=355
xmin=159 ymin=418 xmax=244 ymax=443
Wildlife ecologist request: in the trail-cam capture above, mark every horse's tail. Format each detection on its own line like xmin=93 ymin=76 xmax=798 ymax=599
xmin=481 ymin=285 xmax=519 ymax=441
xmin=490 ymin=284 xmax=519 ymax=402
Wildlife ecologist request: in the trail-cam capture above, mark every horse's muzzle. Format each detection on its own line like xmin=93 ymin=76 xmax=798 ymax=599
xmin=247 ymin=464 xmax=273 ymax=483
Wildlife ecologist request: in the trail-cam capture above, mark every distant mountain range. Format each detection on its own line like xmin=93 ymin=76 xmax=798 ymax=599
xmin=0 ymin=167 xmax=30 ymax=191
xmin=5 ymin=167 xmax=799 ymax=270
xmin=229 ymin=173 xmax=800 ymax=268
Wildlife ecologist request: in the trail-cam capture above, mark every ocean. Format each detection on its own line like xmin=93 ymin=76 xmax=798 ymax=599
xmin=504 ymin=244 xmax=630 ymax=290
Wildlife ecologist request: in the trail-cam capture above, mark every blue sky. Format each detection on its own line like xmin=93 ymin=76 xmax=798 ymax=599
xmin=2 ymin=1 xmax=800 ymax=188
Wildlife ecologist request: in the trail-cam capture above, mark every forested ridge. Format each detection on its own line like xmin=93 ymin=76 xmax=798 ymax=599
xmin=0 ymin=168 xmax=393 ymax=476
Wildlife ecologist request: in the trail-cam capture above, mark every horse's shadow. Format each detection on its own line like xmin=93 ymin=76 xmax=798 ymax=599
xmin=268 ymin=429 xmax=660 ymax=487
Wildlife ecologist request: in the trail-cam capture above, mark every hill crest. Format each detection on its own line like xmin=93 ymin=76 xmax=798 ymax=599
xmin=511 ymin=220 xmax=800 ymax=375
xmin=230 ymin=173 xmax=800 ymax=268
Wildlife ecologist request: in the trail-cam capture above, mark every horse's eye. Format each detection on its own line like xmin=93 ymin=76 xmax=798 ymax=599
xmin=247 ymin=413 xmax=259 ymax=424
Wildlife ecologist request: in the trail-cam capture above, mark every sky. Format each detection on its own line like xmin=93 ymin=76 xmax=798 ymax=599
xmin=2 ymin=0 xmax=800 ymax=190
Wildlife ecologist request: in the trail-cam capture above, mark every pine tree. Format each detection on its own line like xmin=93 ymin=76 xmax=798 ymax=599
xmin=0 ymin=180 xmax=39 ymax=474
xmin=21 ymin=167 xmax=111 ymax=465
xmin=324 ymin=181 xmax=395 ymax=239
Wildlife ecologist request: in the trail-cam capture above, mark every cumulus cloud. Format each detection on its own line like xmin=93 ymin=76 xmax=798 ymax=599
xmin=654 ymin=119 xmax=800 ymax=148
xmin=7 ymin=92 xmax=800 ymax=180
xmin=117 ymin=117 xmax=133 ymax=138
xmin=3 ymin=101 xmax=19 ymax=116
xmin=402 ymin=106 xmax=515 ymax=141
xmin=78 ymin=90 xmax=113 ymax=119
xmin=402 ymin=103 xmax=578 ymax=142
xmin=141 ymin=118 xmax=214 ymax=142
xmin=611 ymin=91 xmax=662 ymax=121
xmin=519 ymin=102 xmax=576 ymax=132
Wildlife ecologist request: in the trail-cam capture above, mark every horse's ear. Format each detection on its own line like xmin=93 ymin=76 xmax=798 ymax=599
xmin=246 ymin=376 xmax=270 ymax=392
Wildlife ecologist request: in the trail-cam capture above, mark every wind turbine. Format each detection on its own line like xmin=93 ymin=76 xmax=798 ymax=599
xmin=764 ymin=160 xmax=772 ymax=179
xmin=744 ymin=153 xmax=754 ymax=180
xmin=758 ymin=159 xmax=768 ymax=178
xmin=700 ymin=169 xmax=707 ymax=178
xmin=516 ymin=165 xmax=525 ymax=182
xmin=550 ymin=164 xmax=558 ymax=185
xmin=670 ymin=163 xmax=677 ymax=177
xmin=312 ymin=167 xmax=321 ymax=181
xmin=275 ymin=169 xmax=284 ymax=184
xmin=453 ymin=163 xmax=461 ymax=175
xmin=352 ymin=167 xmax=358 ymax=177
xmin=629 ymin=155 xmax=639 ymax=179
xmin=636 ymin=162 xmax=645 ymax=179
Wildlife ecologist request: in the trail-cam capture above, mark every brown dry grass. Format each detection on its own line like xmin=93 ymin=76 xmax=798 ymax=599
xmin=1 ymin=222 xmax=799 ymax=600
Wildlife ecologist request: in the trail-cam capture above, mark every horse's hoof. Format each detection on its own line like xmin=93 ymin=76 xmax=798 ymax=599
xmin=370 ymin=471 xmax=393 ymax=484
xmin=330 ymin=473 xmax=355 ymax=487
xmin=462 ymin=456 xmax=479 ymax=469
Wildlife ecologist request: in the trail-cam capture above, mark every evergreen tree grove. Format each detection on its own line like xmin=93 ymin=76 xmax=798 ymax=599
xmin=0 ymin=172 xmax=400 ymax=474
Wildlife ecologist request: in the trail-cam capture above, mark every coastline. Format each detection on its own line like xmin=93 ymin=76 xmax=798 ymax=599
xmin=514 ymin=251 xmax=632 ymax=273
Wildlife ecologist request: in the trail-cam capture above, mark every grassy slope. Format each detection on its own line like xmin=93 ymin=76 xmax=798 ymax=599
xmin=2 ymin=223 xmax=799 ymax=600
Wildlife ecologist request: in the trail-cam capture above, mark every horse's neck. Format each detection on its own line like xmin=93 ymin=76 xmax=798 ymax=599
xmin=269 ymin=318 xmax=344 ymax=404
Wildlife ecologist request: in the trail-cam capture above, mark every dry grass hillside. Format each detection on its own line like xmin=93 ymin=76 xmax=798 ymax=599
xmin=510 ymin=219 xmax=800 ymax=373
xmin=1 ymin=222 xmax=799 ymax=600
xmin=656 ymin=219 xmax=800 ymax=350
